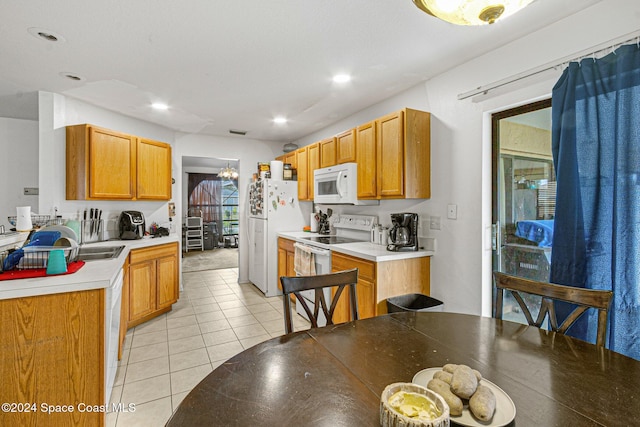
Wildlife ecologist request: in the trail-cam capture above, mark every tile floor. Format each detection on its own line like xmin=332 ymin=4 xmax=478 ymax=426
xmin=107 ymin=267 xmax=310 ymax=427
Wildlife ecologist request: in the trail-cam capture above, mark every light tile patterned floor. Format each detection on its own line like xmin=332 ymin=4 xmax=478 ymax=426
xmin=106 ymin=267 xmax=310 ymax=427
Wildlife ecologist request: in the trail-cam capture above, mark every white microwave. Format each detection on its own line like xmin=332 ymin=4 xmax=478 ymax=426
xmin=313 ymin=163 xmax=378 ymax=205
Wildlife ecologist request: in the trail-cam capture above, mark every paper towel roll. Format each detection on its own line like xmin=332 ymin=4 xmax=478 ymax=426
xmin=16 ymin=206 xmax=33 ymax=231
xmin=270 ymin=160 xmax=284 ymax=181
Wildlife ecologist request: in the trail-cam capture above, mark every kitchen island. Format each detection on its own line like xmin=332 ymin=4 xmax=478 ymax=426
xmin=0 ymin=235 xmax=179 ymax=427
xmin=278 ymin=231 xmax=435 ymax=321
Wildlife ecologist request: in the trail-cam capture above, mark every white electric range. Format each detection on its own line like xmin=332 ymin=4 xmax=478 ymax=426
xmin=292 ymin=214 xmax=376 ymax=325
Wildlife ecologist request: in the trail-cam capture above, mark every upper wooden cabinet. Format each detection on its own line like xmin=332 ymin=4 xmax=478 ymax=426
xmin=137 ymin=138 xmax=172 ymax=200
xmin=319 ymin=137 xmax=337 ymax=168
xmin=356 ymin=121 xmax=377 ymax=199
xmin=336 ymin=128 xmax=357 ymax=164
xmin=66 ymin=124 xmax=172 ymax=201
xmin=296 ymin=146 xmax=309 ymax=201
xmin=307 ymin=142 xmax=320 ymax=200
xmin=370 ymin=108 xmax=431 ymax=199
xmin=273 ymin=107 xmax=430 ymax=202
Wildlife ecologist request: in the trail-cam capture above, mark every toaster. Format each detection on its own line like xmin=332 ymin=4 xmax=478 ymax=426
xmin=118 ymin=211 xmax=145 ymax=240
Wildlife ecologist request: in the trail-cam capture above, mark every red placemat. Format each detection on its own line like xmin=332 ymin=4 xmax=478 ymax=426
xmin=0 ymin=261 xmax=86 ymax=281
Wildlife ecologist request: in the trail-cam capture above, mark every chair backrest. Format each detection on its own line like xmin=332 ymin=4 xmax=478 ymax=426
xmin=493 ymin=272 xmax=613 ymax=347
xmin=280 ymin=268 xmax=359 ymax=334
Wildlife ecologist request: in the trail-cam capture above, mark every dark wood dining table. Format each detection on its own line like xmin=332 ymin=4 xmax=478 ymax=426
xmin=166 ymin=312 xmax=640 ymax=426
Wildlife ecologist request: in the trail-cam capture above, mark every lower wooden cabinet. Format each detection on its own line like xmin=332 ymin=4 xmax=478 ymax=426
xmin=278 ymin=238 xmax=296 ymax=302
xmin=332 ymin=251 xmax=430 ymax=322
xmin=0 ymin=289 xmax=105 ymax=427
xmin=126 ymin=242 xmax=179 ymax=329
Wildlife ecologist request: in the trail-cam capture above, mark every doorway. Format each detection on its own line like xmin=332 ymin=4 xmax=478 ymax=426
xmin=182 ymin=156 xmax=239 ymax=272
xmin=491 ymin=99 xmax=554 ymax=323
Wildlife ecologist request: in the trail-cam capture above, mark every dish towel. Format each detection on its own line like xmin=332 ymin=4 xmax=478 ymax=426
xmin=294 ymin=244 xmax=316 ymax=276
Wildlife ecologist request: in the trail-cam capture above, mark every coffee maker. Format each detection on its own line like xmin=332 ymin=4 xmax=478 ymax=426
xmin=387 ymin=213 xmax=419 ymax=252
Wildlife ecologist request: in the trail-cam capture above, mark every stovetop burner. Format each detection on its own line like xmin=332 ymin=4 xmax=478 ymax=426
xmin=302 ymin=236 xmax=363 ymax=245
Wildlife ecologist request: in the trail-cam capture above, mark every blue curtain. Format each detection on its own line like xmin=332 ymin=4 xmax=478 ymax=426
xmin=551 ymin=43 xmax=640 ymax=360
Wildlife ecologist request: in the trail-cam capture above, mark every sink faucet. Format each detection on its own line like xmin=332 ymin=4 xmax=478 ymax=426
xmin=0 ymin=225 xmax=4 ymax=235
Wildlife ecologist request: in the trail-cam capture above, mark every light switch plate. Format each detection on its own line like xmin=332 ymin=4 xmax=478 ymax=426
xmin=24 ymin=187 xmax=39 ymax=195
xmin=447 ymin=204 xmax=457 ymax=220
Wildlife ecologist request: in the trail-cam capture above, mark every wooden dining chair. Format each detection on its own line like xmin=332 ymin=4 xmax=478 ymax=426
xmin=493 ymin=271 xmax=613 ymax=347
xmin=280 ymin=268 xmax=359 ymax=334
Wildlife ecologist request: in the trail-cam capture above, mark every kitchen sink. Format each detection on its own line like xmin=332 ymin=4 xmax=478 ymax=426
xmin=77 ymin=245 xmax=125 ymax=261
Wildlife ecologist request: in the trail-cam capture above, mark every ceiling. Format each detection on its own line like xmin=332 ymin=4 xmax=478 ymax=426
xmin=0 ymin=0 xmax=600 ymax=142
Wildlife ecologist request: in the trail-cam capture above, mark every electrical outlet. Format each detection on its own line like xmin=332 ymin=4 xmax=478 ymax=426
xmin=447 ymin=204 xmax=458 ymax=220
xmin=430 ymin=215 xmax=441 ymax=230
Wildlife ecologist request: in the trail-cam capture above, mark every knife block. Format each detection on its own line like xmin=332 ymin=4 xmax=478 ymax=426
xmin=81 ymin=219 xmax=104 ymax=244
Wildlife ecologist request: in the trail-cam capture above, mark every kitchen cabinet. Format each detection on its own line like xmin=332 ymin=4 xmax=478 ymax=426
xmin=296 ymin=146 xmax=309 ymax=201
xmin=137 ymin=137 xmax=172 ymax=200
xmin=332 ymin=252 xmax=376 ymax=322
xmin=356 ymin=121 xmax=377 ymax=199
xmin=319 ymin=137 xmax=337 ymax=168
xmin=127 ymin=242 xmax=179 ymax=328
xmin=119 ymin=259 xmax=130 ymax=360
xmin=307 ymin=142 xmax=320 ymax=200
xmin=331 ymin=251 xmax=430 ymax=322
xmin=276 ymin=150 xmax=297 ymax=170
xmin=277 ymin=237 xmax=296 ymax=302
xmin=377 ymin=108 xmax=430 ymax=199
xmin=336 ymin=128 xmax=357 ymax=164
xmin=0 ymin=289 xmax=105 ymax=426
xmin=66 ymin=124 xmax=172 ymax=201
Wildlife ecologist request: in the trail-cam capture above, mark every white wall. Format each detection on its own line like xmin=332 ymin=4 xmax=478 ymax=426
xmin=0 ymin=118 xmax=39 ymax=229
xmin=294 ymin=0 xmax=640 ymax=316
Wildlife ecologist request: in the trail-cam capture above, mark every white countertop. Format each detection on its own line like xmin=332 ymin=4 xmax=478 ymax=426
xmin=0 ymin=235 xmax=180 ymax=300
xmin=278 ymin=231 xmax=435 ymax=262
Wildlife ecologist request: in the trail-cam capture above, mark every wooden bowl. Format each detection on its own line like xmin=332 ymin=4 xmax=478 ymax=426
xmin=380 ymin=382 xmax=450 ymax=427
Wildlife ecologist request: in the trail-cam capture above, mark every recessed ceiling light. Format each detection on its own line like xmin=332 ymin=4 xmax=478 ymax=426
xmin=28 ymin=27 xmax=66 ymax=43
xmin=332 ymin=74 xmax=351 ymax=83
xmin=273 ymin=117 xmax=288 ymax=124
xmin=59 ymin=72 xmax=84 ymax=81
xmin=151 ymin=102 xmax=169 ymax=110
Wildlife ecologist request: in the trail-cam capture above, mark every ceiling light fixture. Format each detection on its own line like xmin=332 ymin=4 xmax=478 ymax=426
xmin=219 ymin=162 xmax=239 ymax=179
xmin=151 ymin=102 xmax=169 ymax=110
xmin=332 ymin=74 xmax=351 ymax=83
xmin=411 ymin=0 xmax=534 ymax=25
xmin=273 ymin=117 xmax=288 ymax=124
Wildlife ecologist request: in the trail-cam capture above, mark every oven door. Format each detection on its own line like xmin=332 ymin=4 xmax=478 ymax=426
xmin=294 ymin=243 xmax=332 ymax=326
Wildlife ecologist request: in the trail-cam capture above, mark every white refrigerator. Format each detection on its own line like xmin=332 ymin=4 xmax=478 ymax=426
xmin=248 ymin=179 xmax=304 ymax=297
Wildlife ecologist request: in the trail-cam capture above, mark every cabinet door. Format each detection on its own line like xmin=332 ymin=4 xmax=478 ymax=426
xmin=377 ymin=111 xmax=405 ymax=198
xmin=296 ymin=147 xmax=309 ymax=200
xmin=284 ymin=151 xmax=296 ymax=169
xmin=137 ymin=138 xmax=172 ymax=200
xmin=307 ymin=143 xmax=320 ymax=200
xmin=119 ymin=262 xmax=129 ymax=360
xmin=356 ymin=121 xmax=378 ymax=199
xmin=336 ymin=129 xmax=356 ymax=164
xmin=157 ymin=254 xmax=178 ymax=309
xmin=89 ymin=127 xmax=136 ymax=199
xmin=356 ymin=278 xmax=376 ymax=319
xmin=277 ymin=247 xmax=287 ymax=291
xmin=332 ymin=252 xmax=376 ymax=322
xmin=319 ymin=137 xmax=337 ymax=168
xmin=128 ymin=260 xmax=156 ymax=322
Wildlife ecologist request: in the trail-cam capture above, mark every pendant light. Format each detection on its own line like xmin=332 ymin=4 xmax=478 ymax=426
xmin=219 ymin=162 xmax=238 ymax=179
xmin=411 ymin=0 xmax=534 ymax=26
